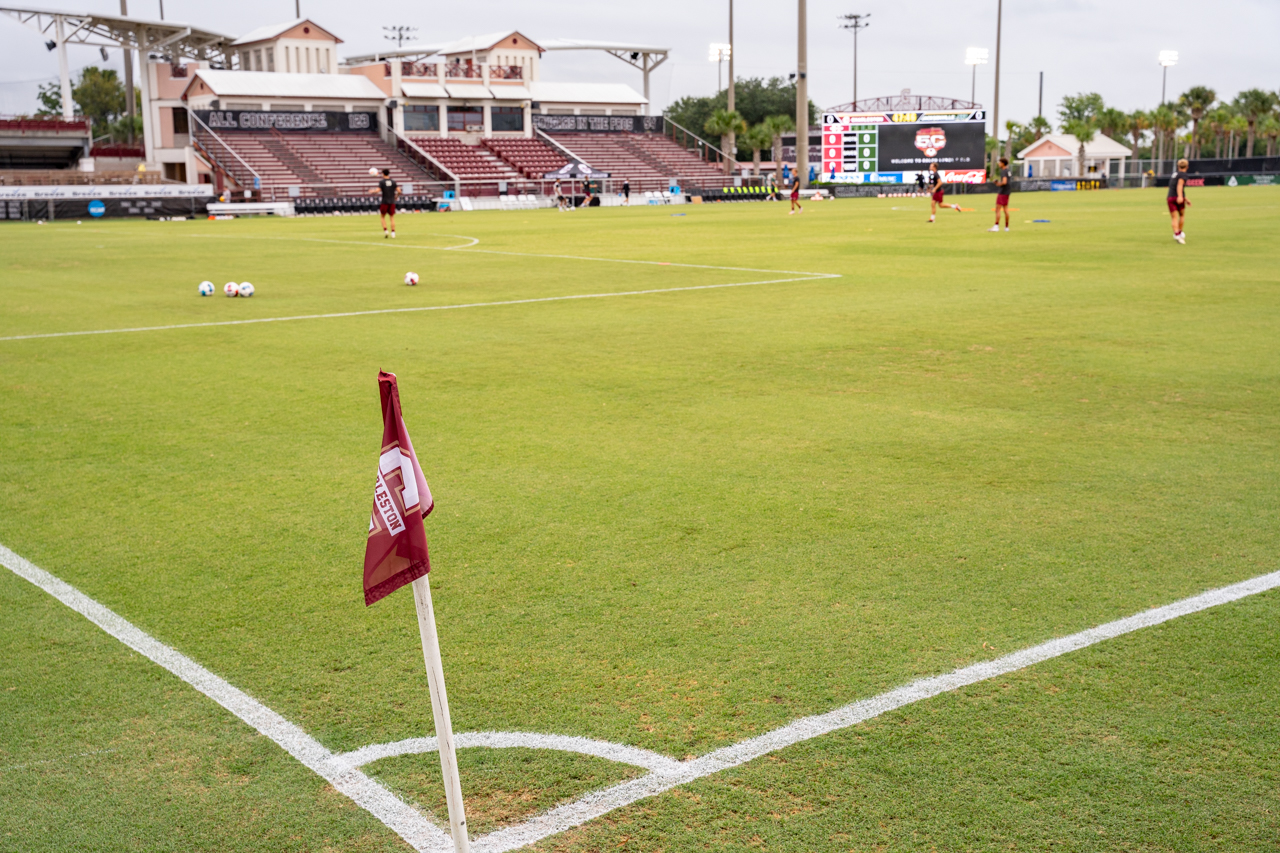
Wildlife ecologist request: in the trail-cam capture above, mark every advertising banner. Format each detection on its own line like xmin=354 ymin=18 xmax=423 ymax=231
xmin=533 ymin=114 xmax=664 ymax=134
xmin=193 ymin=110 xmax=377 ymax=132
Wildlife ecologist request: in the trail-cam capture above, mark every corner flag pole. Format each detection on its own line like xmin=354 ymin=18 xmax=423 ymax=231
xmin=409 ymin=571 xmax=471 ymax=850
xmin=412 ymin=574 xmax=471 ymax=852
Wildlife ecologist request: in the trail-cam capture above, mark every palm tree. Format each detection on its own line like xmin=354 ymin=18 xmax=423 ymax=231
xmin=1261 ymin=110 xmax=1280 ymax=157
xmin=1127 ymin=110 xmax=1150 ymax=157
xmin=741 ymin=122 xmax=774 ymax=177
xmin=1225 ymin=113 xmax=1249 ymax=161
xmin=1062 ymin=118 xmax=1096 ymax=177
xmin=1232 ymin=88 xmax=1278 ymax=158
xmin=1205 ymin=106 xmax=1232 ymax=158
xmin=1149 ymin=105 xmax=1178 ymax=165
xmin=761 ymin=114 xmax=795 ymax=181
xmin=1028 ymin=115 xmax=1051 ymax=140
xmin=1003 ymin=119 xmax=1021 ymax=163
xmin=704 ymin=108 xmax=748 ymax=177
xmin=1178 ymin=86 xmax=1216 ymax=159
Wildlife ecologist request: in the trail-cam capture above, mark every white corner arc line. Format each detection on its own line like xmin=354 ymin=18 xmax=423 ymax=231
xmin=337 ymin=732 xmax=683 ymax=776
xmin=0 ymin=543 xmax=452 ymax=853
xmin=468 ymin=568 xmax=1280 ymax=853
xmin=0 ymin=276 xmax=830 ymax=342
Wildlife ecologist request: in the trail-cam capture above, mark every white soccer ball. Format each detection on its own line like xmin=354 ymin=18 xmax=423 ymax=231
xmin=404 ymin=271 xmax=419 ymax=286
xmin=224 ymin=281 xmax=239 ymax=297
xmin=198 ymin=281 xmax=215 ymax=296
xmin=369 ymin=167 xmax=379 ymax=176
xmin=238 ymin=281 xmax=255 ymax=297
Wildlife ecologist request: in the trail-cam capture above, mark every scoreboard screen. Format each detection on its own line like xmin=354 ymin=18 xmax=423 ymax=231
xmin=821 ymin=110 xmax=988 ymax=184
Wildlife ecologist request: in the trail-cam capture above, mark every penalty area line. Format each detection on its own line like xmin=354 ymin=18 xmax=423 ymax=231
xmin=0 ymin=275 xmax=832 ymax=342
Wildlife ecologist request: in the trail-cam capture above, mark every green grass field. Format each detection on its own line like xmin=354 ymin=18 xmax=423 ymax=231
xmin=2 ymin=187 xmax=1278 ymax=852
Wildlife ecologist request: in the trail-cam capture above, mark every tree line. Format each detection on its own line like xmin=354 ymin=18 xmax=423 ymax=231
xmin=1001 ymin=86 xmax=1280 ymax=170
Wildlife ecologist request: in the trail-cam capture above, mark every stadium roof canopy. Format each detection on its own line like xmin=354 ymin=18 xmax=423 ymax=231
xmin=343 ymin=31 xmax=537 ymax=63
xmin=0 ymin=2 xmax=235 ymax=150
xmin=184 ymin=69 xmax=387 ymax=101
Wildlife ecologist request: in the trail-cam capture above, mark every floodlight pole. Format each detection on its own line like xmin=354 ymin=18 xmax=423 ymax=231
xmin=1161 ymin=65 xmax=1167 ymax=105
xmin=121 ymin=0 xmax=135 ymax=144
xmin=990 ymin=0 xmax=1003 ymax=176
xmin=970 ymin=63 xmax=976 ymax=104
xmin=727 ymin=0 xmax=736 ymax=175
xmin=797 ymin=0 xmax=808 ymax=188
xmin=1038 ymin=71 xmax=1043 ymax=117
xmin=838 ymin=14 xmax=870 ymax=107
xmin=54 ymin=16 xmax=73 ymax=120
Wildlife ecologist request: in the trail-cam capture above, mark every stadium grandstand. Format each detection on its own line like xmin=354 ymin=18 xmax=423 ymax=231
xmin=0 ymin=8 xmax=736 ymax=212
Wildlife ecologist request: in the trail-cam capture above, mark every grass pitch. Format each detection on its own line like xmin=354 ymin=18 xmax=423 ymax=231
xmin=2 ymin=187 xmax=1278 ymax=851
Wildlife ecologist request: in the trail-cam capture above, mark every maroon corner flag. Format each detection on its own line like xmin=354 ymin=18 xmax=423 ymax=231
xmin=363 ymin=371 xmax=435 ymax=606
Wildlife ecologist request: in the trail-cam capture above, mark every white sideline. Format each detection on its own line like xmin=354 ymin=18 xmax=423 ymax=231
xmin=470 ymin=568 xmax=1280 ymax=853
xmin=0 ymin=544 xmax=452 ymax=853
xmin=4 ymin=539 xmax=1278 ymax=853
xmin=0 ymin=232 xmax=840 ymax=343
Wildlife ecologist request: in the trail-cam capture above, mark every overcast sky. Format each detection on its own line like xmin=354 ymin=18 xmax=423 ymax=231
xmin=2 ymin=0 xmax=1276 ymax=132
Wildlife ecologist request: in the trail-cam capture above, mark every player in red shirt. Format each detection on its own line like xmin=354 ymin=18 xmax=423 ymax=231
xmin=789 ymin=175 xmax=803 ymax=215
xmin=368 ymin=168 xmax=400 ymax=238
xmin=988 ymin=157 xmax=1012 ymax=232
xmin=1167 ymin=158 xmax=1191 ymax=244
xmin=927 ymin=163 xmax=961 ymax=222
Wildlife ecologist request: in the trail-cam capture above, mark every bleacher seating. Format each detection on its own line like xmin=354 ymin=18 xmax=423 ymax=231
xmin=192 ymin=127 xmax=432 ymax=196
xmin=407 ymin=137 xmax=520 ymax=181
xmin=547 ymin=132 xmax=725 ymax=191
xmin=481 ymin=137 xmax=568 ymax=179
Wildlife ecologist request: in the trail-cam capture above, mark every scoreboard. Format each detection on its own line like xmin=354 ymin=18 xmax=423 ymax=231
xmin=821 ymin=110 xmax=988 ymax=184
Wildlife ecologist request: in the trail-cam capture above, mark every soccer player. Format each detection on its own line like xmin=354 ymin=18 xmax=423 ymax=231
xmin=927 ymin=163 xmax=961 ymax=222
xmin=1168 ymin=158 xmax=1191 ymax=244
xmin=368 ymin=168 xmax=399 ymax=238
xmin=988 ymin=157 xmax=1012 ymax=232
xmin=622 ymin=178 xmax=631 ymax=206
xmin=789 ymin=174 xmax=803 ymax=215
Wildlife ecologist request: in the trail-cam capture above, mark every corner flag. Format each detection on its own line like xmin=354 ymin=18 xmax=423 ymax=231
xmin=363 ymin=370 xmax=434 ymax=606
xmin=361 ymin=371 xmax=471 ymax=852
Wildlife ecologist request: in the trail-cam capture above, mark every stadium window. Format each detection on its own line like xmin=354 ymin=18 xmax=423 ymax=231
xmin=306 ymin=48 xmax=312 ymax=73
xmin=405 ymin=105 xmax=439 ymax=132
xmin=322 ymin=48 xmax=330 ymax=73
xmin=173 ymin=108 xmax=189 ymax=134
xmin=491 ymin=106 xmax=523 ymax=132
xmin=612 ymin=110 xmax=636 ymax=116
xmin=254 ymin=50 xmax=263 ymax=71
xmin=447 ymin=106 xmax=483 ymax=131
xmin=240 ymin=50 xmax=251 ymax=70
xmin=266 ymin=48 xmax=275 ymax=72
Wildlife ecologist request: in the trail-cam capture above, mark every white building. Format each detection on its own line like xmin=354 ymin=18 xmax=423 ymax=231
xmin=1018 ymin=133 xmax=1132 ymax=179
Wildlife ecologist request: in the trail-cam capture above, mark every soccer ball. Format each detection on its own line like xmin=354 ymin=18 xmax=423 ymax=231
xmin=198 ymin=281 xmax=215 ymax=296
xmin=224 ymin=282 xmax=239 ymax=297
xmin=404 ymin=271 xmax=419 ymax=286
xmin=238 ymin=282 xmax=255 ymax=297
xmin=369 ymin=167 xmax=379 ymax=176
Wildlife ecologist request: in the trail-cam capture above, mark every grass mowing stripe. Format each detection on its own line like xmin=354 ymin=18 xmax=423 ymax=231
xmin=472 ymin=568 xmax=1280 ymax=853
xmin=0 ymin=275 xmax=833 ymax=341
xmin=0 ymin=542 xmax=452 ymax=853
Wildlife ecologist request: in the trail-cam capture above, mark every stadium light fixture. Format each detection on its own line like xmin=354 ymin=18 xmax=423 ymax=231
xmin=1158 ymin=49 xmax=1177 ymax=104
xmin=709 ymin=42 xmax=731 ymax=91
xmin=964 ymin=47 xmax=988 ymax=105
xmin=837 ymin=13 xmax=870 ymax=107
